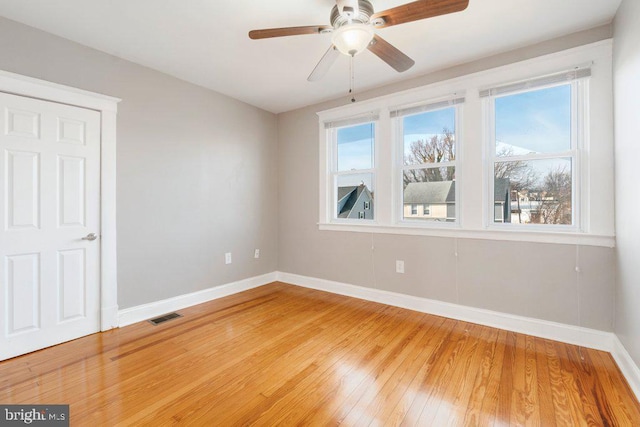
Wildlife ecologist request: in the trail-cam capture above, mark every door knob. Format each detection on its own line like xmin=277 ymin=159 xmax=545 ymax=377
xmin=82 ymin=233 xmax=98 ymax=241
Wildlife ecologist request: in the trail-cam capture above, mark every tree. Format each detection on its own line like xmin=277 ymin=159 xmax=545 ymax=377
xmin=494 ymin=146 xmax=538 ymax=223
xmin=403 ymin=128 xmax=455 ymax=187
xmin=537 ymin=166 xmax=572 ymax=224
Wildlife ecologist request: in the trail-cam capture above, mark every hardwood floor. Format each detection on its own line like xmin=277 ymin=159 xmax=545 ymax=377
xmin=1 ymin=282 xmax=639 ymax=426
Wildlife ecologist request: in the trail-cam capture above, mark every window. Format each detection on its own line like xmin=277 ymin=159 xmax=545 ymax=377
xmin=328 ymin=118 xmax=377 ymax=221
xmin=485 ymin=76 xmax=585 ymax=228
xmin=318 ymin=42 xmax=612 ymax=247
xmin=394 ymin=101 xmax=461 ymax=223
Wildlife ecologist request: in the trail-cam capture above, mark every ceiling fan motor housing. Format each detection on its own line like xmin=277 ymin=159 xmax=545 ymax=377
xmin=331 ymin=0 xmax=375 ymax=27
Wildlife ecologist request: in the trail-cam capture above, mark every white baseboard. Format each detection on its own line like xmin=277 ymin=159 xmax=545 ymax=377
xmin=276 ymin=271 xmax=640 ymax=402
xmin=612 ymin=335 xmax=640 ymax=401
xmin=115 ymin=269 xmax=640 ymax=403
xmin=118 ymin=272 xmax=277 ymax=327
xmin=276 ymin=271 xmax=614 ymax=352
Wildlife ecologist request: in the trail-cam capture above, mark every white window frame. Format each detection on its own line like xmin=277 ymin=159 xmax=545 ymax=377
xmin=483 ymin=77 xmax=588 ymax=232
xmin=325 ymin=115 xmax=379 ymax=224
xmin=394 ymin=102 xmax=463 ymax=227
xmin=317 ymin=40 xmax=613 ymax=247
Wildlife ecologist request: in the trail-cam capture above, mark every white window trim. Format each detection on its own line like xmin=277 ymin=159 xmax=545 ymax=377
xmin=326 ymin=114 xmax=379 ymax=224
xmin=317 ymin=40 xmax=614 ymax=248
xmin=394 ymin=102 xmax=463 ymax=228
xmin=483 ymin=78 xmax=587 ymax=232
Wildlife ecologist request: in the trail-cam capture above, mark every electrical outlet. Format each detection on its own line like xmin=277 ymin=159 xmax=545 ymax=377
xmin=396 ymin=260 xmax=404 ymax=274
xmin=254 ymin=249 xmax=260 ymax=259
xmin=225 ymin=252 xmax=232 ymax=264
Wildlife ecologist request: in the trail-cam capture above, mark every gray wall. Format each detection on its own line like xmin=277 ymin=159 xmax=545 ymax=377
xmin=0 ymin=14 xmax=620 ymax=333
xmin=614 ymin=0 xmax=640 ymax=366
xmin=278 ymin=26 xmax=615 ymax=331
xmin=0 ymin=17 xmax=279 ymax=309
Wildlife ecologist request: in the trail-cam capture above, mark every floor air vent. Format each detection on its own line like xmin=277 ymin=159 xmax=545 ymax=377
xmin=148 ymin=312 xmax=182 ymax=325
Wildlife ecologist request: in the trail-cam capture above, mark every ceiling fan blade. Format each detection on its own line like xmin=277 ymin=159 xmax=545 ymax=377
xmin=308 ymin=45 xmax=340 ymax=82
xmin=367 ymin=35 xmax=415 ymax=72
xmin=249 ymin=25 xmax=332 ymax=39
xmin=370 ymin=0 xmax=469 ymax=29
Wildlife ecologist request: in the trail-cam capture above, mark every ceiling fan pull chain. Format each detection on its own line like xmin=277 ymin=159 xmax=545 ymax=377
xmin=350 ymin=54 xmax=356 ymax=103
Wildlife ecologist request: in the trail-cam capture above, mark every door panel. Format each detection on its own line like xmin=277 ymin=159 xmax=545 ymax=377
xmin=0 ymin=92 xmax=101 ymax=360
xmin=58 ymin=248 xmax=86 ymax=321
xmin=6 ymin=150 xmax=40 ymax=230
xmin=6 ymin=108 xmax=40 ymax=139
xmin=6 ymin=253 xmax=40 ymax=335
xmin=58 ymin=155 xmax=86 ymax=227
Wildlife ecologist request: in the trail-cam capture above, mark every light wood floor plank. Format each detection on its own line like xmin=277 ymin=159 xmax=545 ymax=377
xmin=534 ymin=336 xmax=557 ymax=427
xmin=0 ymin=282 xmax=638 ymax=426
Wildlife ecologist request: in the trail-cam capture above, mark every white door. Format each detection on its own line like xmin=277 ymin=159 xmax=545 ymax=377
xmin=0 ymin=92 xmax=101 ymax=360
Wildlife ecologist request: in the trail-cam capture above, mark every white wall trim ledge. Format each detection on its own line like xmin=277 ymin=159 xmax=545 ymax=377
xmin=118 ymin=272 xmax=277 ymax=327
xmin=318 ymin=223 xmax=615 ymax=248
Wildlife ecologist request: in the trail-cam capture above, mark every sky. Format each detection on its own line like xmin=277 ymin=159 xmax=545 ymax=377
xmin=494 ymin=84 xmax=573 ymax=185
xmin=337 ymin=122 xmax=374 ymax=171
xmin=336 ymin=84 xmax=572 ymax=184
xmin=337 ymin=108 xmax=456 ymax=171
xmin=403 ymin=107 xmax=455 ymax=136
xmin=495 ymin=84 xmax=571 ymax=155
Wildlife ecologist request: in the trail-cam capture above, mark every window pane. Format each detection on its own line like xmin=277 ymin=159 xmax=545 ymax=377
xmin=337 ymin=122 xmax=374 ymax=171
xmin=494 ymin=158 xmax=572 ymax=225
xmin=495 ymin=85 xmax=571 ymax=156
xmin=402 ymin=167 xmax=456 ymax=222
xmin=403 ymin=108 xmax=455 ymax=166
xmin=336 ymin=173 xmax=374 ymax=220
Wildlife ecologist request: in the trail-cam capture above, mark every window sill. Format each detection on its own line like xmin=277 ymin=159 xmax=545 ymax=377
xmin=317 ymin=222 xmax=615 ymax=247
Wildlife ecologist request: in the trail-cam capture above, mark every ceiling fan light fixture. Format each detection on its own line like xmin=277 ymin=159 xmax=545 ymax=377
xmin=331 ymin=23 xmax=374 ymax=56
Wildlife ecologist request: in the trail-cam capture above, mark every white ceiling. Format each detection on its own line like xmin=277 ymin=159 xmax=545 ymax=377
xmin=0 ymin=0 xmax=621 ymax=113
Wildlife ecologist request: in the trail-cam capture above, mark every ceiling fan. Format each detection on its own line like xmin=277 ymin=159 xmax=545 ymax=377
xmin=249 ymin=0 xmax=469 ymax=82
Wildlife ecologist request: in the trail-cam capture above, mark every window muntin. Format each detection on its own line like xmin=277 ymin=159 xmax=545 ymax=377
xmin=399 ymin=106 xmax=458 ymax=223
xmin=489 ymin=83 xmax=576 ymax=227
xmin=331 ymin=121 xmax=376 ymax=221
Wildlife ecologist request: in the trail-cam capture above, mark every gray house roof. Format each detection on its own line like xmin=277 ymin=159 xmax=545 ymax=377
xmin=337 ymin=184 xmax=372 ymax=218
xmin=404 ymin=181 xmax=455 ymax=204
xmin=404 ymin=178 xmax=510 ymax=204
xmin=338 ymin=186 xmax=358 ymax=203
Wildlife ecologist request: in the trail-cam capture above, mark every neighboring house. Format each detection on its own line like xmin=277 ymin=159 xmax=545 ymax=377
xmin=403 ymin=181 xmax=456 ymax=221
xmin=494 ymin=178 xmax=512 ymax=223
xmin=403 ymin=178 xmax=511 ymax=222
xmin=510 ymin=189 xmax=540 ymax=224
xmin=337 ymin=184 xmax=373 ymax=219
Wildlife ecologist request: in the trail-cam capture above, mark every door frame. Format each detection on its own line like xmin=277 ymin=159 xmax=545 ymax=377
xmin=0 ymin=69 xmax=121 ymax=331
